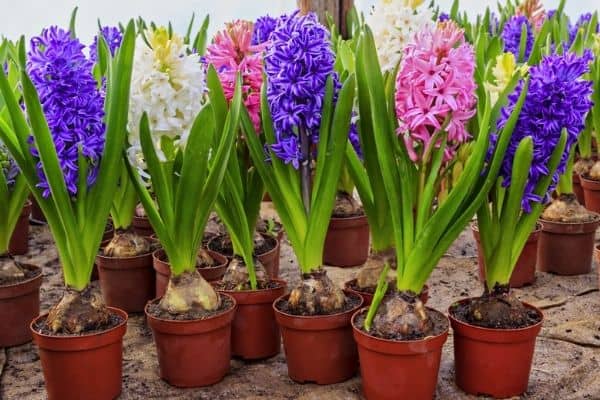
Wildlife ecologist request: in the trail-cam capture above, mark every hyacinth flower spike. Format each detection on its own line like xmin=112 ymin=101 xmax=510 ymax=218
xmin=0 ymin=23 xmax=136 ymax=333
xmin=355 ymin=21 xmax=526 ymax=338
xmin=241 ymin=9 xmax=355 ymax=314
xmin=0 ymin=40 xmax=30 ymax=281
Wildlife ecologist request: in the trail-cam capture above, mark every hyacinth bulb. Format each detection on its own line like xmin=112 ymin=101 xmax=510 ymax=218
xmin=103 ymin=231 xmax=151 ymax=257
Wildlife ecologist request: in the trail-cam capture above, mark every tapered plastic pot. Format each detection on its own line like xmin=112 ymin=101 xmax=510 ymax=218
xmin=31 ymin=307 xmax=127 ymax=400
xmin=132 ymin=215 xmax=154 ymax=237
xmin=29 ymin=195 xmax=46 ymax=224
xmin=344 ymin=279 xmax=429 ymax=306
xmin=573 ymin=174 xmax=585 ymax=205
xmin=595 ymin=245 xmax=600 ymax=289
xmin=0 ymin=264 xmax=42 ymax=347
xmin=323 ymin=215 xmax=370 ymax=267
xmin=274 ymin=291 xmax=363 ymax=384
xmin=256 ymin=235 xmax=281 ymax=279
xmin=8 ymin=201 xmax=31 ymax=255
xmin=581 ymin=176 xmax=600 ymax=213
xmin=538 ymin=217 xmax=600 ymax=275
xmin=96 ymin=250 xmax=155 ymax=313
xmin=217 ymin=279 xmax=286 ymax=360
xmin=352 ymin=308 xmax=448 ymax=400
xmin=145 ymin=293 xmax=237 ymax=387
xmin=152 ymin=249 xmax=228 ymax=297
xmin=472 ymin=224 xmax=540 ymax=288
xmin=449 ymin=299 xmax=543 ymax=398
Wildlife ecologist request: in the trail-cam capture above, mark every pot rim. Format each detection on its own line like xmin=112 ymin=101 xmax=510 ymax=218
xmin=579 ymin=175 xmax=600 ymax=187
xmin=30 ymin=306 xmax=128 ymax=340
xmin=255 ymin=234 xmax=279 ymax=257
xmin=538 ymin=216 xmax=600 ymax=230
xmin=351 ymin=307 xmax=449 ymax=345
xmin=329 ymin=213 xmax=368 ymax=221
xmin=144 ymin=292 xmax=237 ymax=325
xmin=0 ymin=263 xmax=42 ymax=290
xmin=272 ymin=291 xmax=363 ymax=321
xmin=447 ymin=298 xmax=544 ymax=334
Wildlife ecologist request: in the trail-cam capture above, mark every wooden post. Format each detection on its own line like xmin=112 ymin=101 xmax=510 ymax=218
xmin=297 ymin=0 xmax=354 ymax=37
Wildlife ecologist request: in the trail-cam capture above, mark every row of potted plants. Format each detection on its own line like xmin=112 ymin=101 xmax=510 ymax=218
xmin=0 ymin=0 xmax=599 ymax=399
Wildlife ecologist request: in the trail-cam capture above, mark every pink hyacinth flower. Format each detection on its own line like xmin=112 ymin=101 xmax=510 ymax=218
xmin=206 ymin=20 xmax=267 ymax=132
xmin=395 ymin=21 xmax=477 ymax=163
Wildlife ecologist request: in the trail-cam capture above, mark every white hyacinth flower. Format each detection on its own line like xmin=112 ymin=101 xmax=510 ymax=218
xmin=367 ymin=0 xmax=433 ymax=73
xmin=127 ymin=27 xmax=208 ymax=176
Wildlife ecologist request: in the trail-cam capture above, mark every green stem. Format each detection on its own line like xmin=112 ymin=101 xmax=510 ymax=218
xmin=557 ymin=147 xmax=576 ymax=195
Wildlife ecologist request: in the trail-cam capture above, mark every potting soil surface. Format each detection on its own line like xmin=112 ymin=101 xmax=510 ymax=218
xmin=1 ymin=203 xmax=599 ymax=399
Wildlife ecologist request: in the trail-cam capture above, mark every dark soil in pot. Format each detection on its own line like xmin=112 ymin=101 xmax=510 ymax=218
xmin=208 ymin=233 xmax=281 ymax=279
xmin=538 ymin=193 xmax=599 ymax=275
xmin=323 ymin=192 xmax=369 ymax=267
xmin=9 ymin=201 xmax=31 ymax=255
xmin=0 ymin=263 xmax=42 ymax=347
xmin=153 ymin=249 xmax=229 ymax=297
xmin=449 ymin=295 xmax=544 ymax=398
xmin=96 ymin=236 xmax=158 ymax=313
xmin=273 ymin=290 xmax=363 ymax=384
xmin=145 ymin=293 xmax=236 ymax=387
xmin=215 ymin=279 xmax=287 ymax=360
xmin=472 ymin=223 xmax=540 ymax=288
xmin=344 ymin=278 xmax=429 ymax=306
xmin=352 ymin=307 xmax=449 ymax=400
xmin=30 ymin=307 xmax=127 ymax=400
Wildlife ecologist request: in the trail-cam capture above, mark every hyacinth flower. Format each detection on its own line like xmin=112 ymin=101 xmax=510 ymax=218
xmin=126 ymin=27 xmax=241 ymax=314
xmin=474 ymin=51 xmax=593 ymax=325
xmin=0 ymin=40 xmax=31 ymax=282
xmin=366 ymin=0 xmax=433 ymax=73
xmin=502 ymin=15 xmax=534 ymax=62
xmin=0 ymin=23 xmax=135 ymax=333
xmin=241 ymin=10 xmax=355 ymax=314
xmin=354 ymin=21 xmax=524 ymax=338
xmin=204 ymin=19 xmax=270 ymax=290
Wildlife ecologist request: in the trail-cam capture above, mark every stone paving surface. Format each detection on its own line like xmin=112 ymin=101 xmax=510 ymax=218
xmin=1 ymin=207 xmax=599 ymax=399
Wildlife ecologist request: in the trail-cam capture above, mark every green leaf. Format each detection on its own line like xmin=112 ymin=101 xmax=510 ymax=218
xmin=69 ymin=7 xmax=79 ymax=38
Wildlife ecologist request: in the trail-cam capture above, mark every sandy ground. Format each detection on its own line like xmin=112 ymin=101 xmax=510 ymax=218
xmin=1 ymin=207 xmax=599 ymax=399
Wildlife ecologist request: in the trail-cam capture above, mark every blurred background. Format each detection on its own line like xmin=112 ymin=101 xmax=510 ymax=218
xmin=0 ymin=0 xmax=597 ymax=45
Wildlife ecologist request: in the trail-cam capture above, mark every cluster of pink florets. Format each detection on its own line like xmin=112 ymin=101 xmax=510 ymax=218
xmin=395 ymin=21 xmax=477 ymax=162
xmin=206 ymin=20 xmax=267 ymax=132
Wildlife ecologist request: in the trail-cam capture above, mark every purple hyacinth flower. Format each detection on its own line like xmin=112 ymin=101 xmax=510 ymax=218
xmin=0 ymin=141 xmax=19 ymax=188
xmin=90 ymin=26 xmax=123 ymax=63
xmin=569 ymin=13 xmax=599 ymax=46
xmin=27 ymin=26 xmax=106 ymax=198
xmin=252 ymin=15 xmax=278 ymax=45
xmin=265 ymin=11 xmax=336 ymax=168
xmin=438 ymin=12 xmax=450 ymax=22
xmin=493 ymin=50 xmax=594 ymax=212
xmin=502 ymin=15 xmax=533 ymax=60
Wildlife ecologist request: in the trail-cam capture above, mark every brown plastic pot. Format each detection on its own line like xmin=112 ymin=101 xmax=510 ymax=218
xmin=274 ymin=291 xmax=363 ymax=384
xmin=538 ymin=217 xmax=600 ymax=275
xmin=256 ymin=235 xmax=281 ymax=279
xmin=31 ymin=307 xmax=127 ymax=400
xmin=145 ymin=294 xmax=237 ymax=387
xmin=153 ymin=249 xmax=229 ymax=297
xmin=581 ymin=176 xmax=600 ymax=213
xmin=29 ymin=195 xmax=46 ymax=224
xmin=344 ymin=279 xmax=429 ymax=306
xmin=573 ymin=174 xmax=585 ymax=206
xmin=96 ymin=250 xmax=155 ymax=313
xmin=472 ymin=224 xmax=540 ymax=288
xmin=132 ymin=214 xmax=154 ymax=237
xmin=8 ymin=201 xmax=31 ymax=255
xmin=217 ymin=279 xmax=287 ymax=360
xmin=323 ymin=214 xmax=370 ymax=267
xmin=352 ymin=307 xmax=449 ymax=400
xmin=449 ymin=299 xmax=543 ymax=398
xmin=0 ymin=264 xmax=42 ymax=347
xmin=91 ymin=224 xmax=115 ymax=282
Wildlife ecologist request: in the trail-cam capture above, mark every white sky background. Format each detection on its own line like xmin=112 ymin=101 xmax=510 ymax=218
xmin=0 ymin=0 xmax=598 ymax=45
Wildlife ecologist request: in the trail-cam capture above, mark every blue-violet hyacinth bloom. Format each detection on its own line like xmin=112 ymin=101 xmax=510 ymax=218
xmin=501 ymin=15 xmax=533 ymax=60
xmin=27 ymin=26 xmax=106 ymax=198
xmin=569 ymin=13 xmax=599 ymax=46
xmin=0 ymin=141 xmax=19 ymax=188
xmin=438 ymin=12 xmax=450 ymax=22
xmin=252 ymin=15 xmax=278 ymax=45
xmin=265 ymin=11 xmax=336 ymax=168
xmin=90 ymin=26 xmax=123 ymax=63
xmin=494 ymin=50 xmax=594 ymax=212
